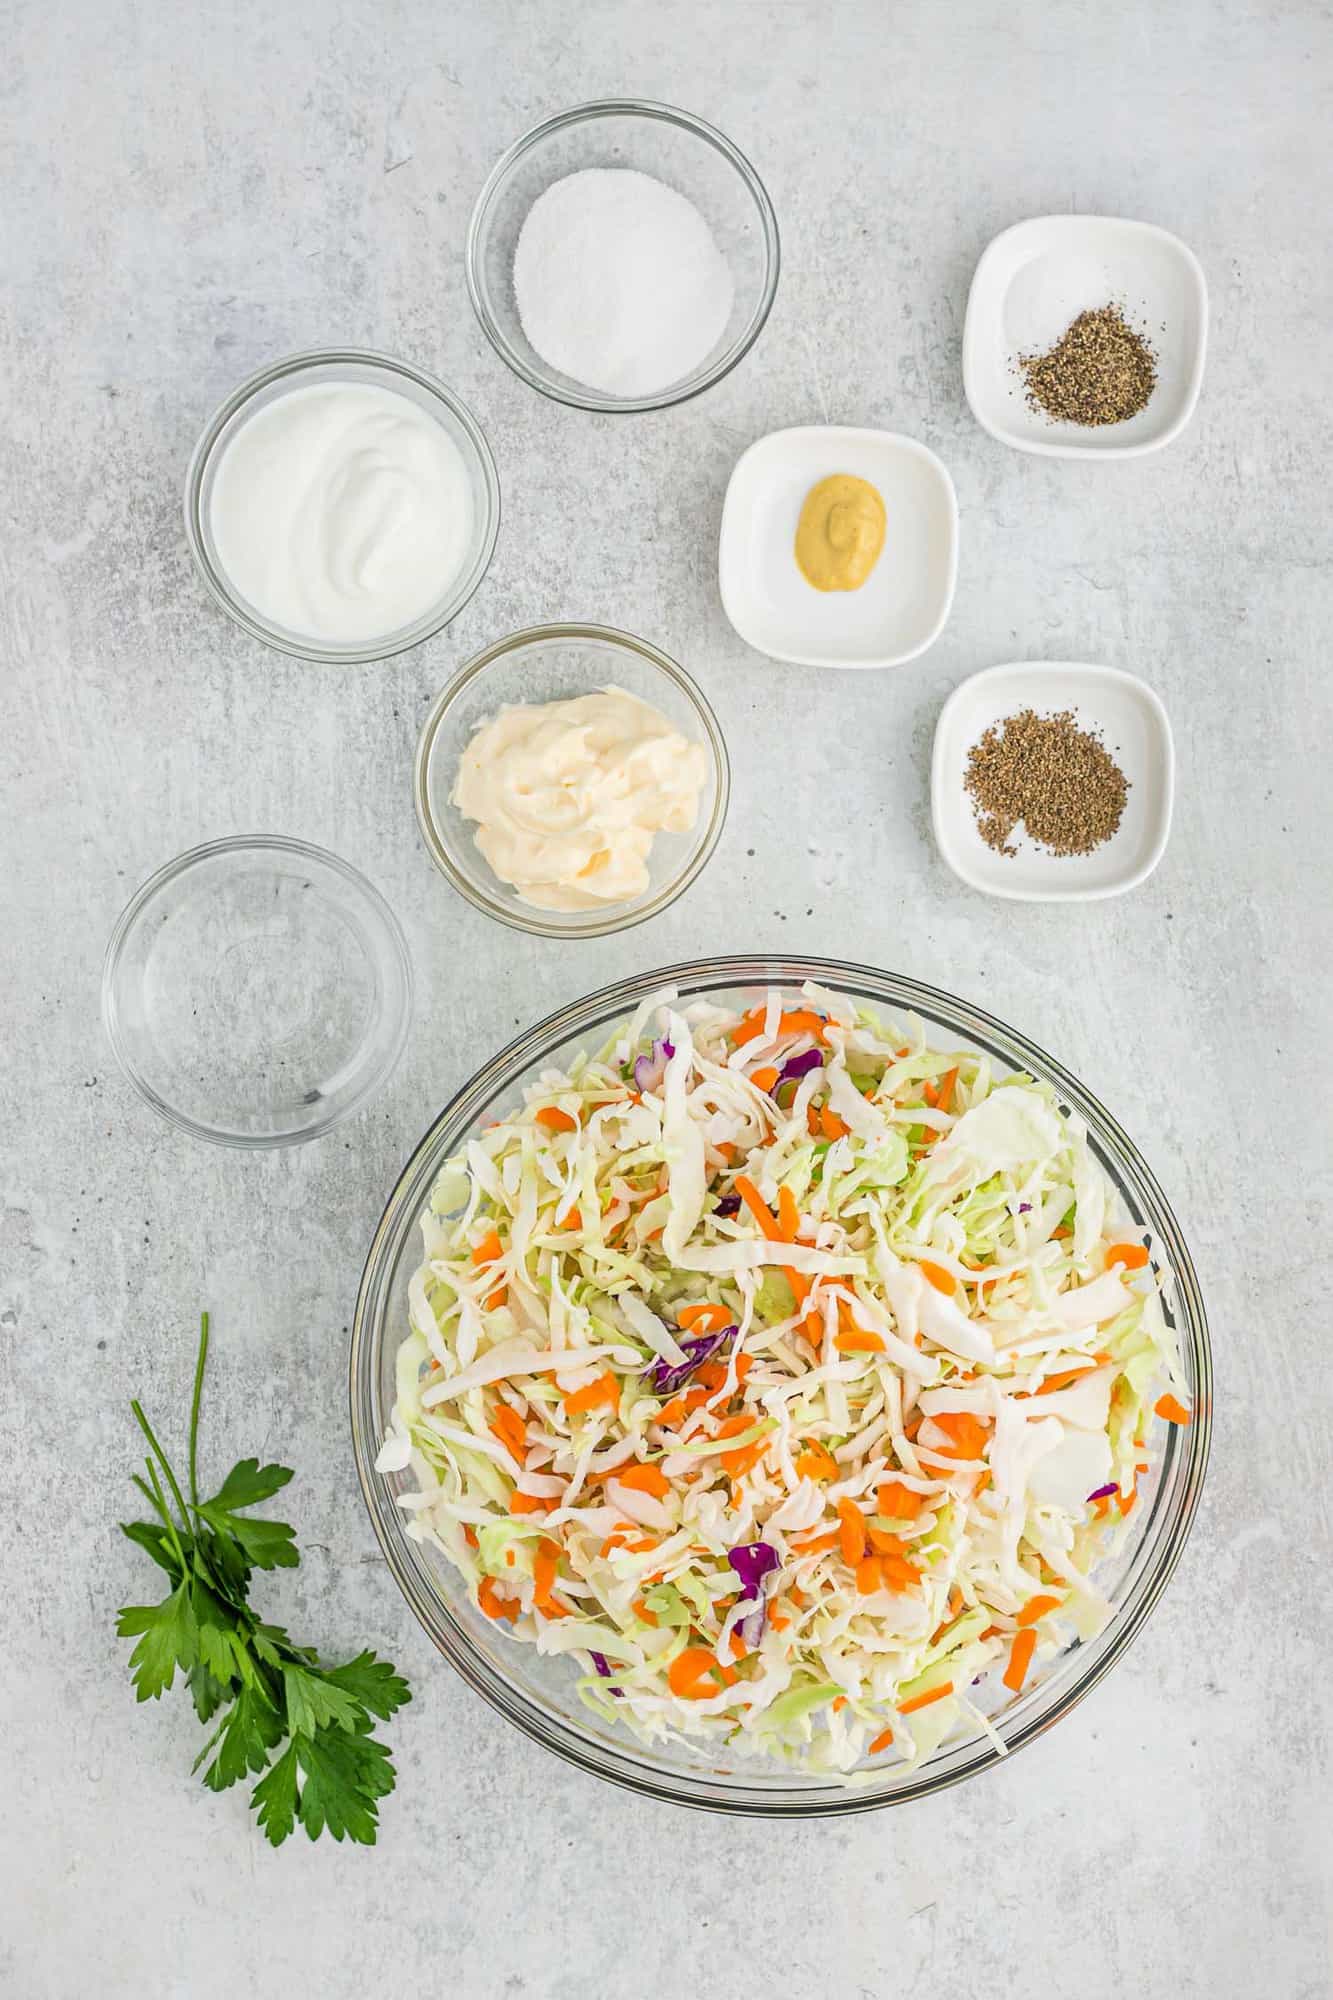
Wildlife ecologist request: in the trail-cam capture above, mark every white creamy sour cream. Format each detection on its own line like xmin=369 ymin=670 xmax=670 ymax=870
xmin=452 ymin=686 xmax=708 ymax=912
xmin=208 ymin=382 xmax=473 ymax=644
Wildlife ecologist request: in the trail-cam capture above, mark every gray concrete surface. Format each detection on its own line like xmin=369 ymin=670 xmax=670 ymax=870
xmin=2 ymin=3 xmax=1330 ymax=1996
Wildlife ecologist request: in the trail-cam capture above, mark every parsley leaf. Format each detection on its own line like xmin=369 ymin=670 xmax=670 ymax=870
xmin=116 ymin=1582 xmax=197 ymax=1701
xmin=116 ymin=1314 xmax=411 ymax=1847
xmin=291 ymin=1723 xmax=397 ymax=1845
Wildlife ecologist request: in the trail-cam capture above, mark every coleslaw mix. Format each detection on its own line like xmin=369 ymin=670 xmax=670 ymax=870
xmin=377 ymin=983 xmax=1191 ymax=1774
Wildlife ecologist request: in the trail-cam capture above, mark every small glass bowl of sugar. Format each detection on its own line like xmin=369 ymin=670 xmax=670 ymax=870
xmin=467 ymin=98 xmax=780 ymax=414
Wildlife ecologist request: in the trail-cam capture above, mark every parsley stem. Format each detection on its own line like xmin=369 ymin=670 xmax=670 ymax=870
xmin=188 ymin=1312 xmax=210 ymax=1507
xmin=144 ymin=1458 xmax=189 ymax=1571
xmin=131 ymin=1399 xmax=191 ymax=1530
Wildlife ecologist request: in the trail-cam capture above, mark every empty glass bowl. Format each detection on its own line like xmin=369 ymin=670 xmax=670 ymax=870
xmin=102 ymin=836 xmax=413 ymax=1147
xmin=466 ymin=99 xmax=780 ymax=413
xmin=350 ymin=955 xmax=1211 ymax=1814
xmin=414 ymin=623 xmax=730 ymax=938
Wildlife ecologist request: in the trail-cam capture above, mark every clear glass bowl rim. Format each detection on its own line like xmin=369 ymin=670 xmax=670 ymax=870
xmin=465 ymin=97 xmax=782 ymax=413
xmin=413 ymin=622 xmax=731 ymax=938
xmin=182 ymin=348 xmax=501 ymax=664
xmin=101 ymin=833 xmax=414 ymax=1149
xmin=349 ymin=953 xmax=1212 ymax=1816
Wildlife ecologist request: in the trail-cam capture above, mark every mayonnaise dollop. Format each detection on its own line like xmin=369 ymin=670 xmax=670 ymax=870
xmin=452 ymin=686 xmax=708 ymax=912
xmin=208 ymin=382 xmax=473 ymax=644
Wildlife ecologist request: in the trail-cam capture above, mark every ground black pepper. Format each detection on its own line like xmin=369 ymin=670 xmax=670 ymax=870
xmin=1019 ymin=305 xmax=1157 ymax=426
xmin=964 ymin=708 xmax=1129 ymax=857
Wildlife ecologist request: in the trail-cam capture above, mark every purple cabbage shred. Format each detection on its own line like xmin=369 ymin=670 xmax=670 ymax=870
xmin=728 ymin=1541 xmax=781 ymax=1648
xmin=714 ymin=1193 xmax=741 ymax=1218
xmin=633 ymin=1037 xmax=675 ymax=1093
xmin=778 ymin=1046 xmax=824 ymax=1085
xmin=1086 ymin=1481 xmax=1118 ymax=1501
xmin=1018 ymin=1202 xmax=1033 ymax=1214
xmin=589 ymin=1651 xmax=622 ymax=1697
xmin=648 ymin=1324 xmax=737 ymax=1396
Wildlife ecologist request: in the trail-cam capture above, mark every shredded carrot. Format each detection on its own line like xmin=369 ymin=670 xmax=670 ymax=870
xmin=734 ymin=1175 xmax=783 ymax=1243
xmin=795 ymin=1441 xmax=840 ymax=1482
xmin=471 ymin=1229 xmax=503 ymax=1267
xmin=631 ymin=1596 xmax=658 ymax=1627
xmin=489 ymin=1405 xmax=527 ymax=1462
xmin=836 ymin=1329 xmax=886 ymax=1356
xmin=678 ymin=1301 xmax=731 ymax=1333
xmin=837 ymin=1497 xmax=867 ymax=1565
xmin=1117 ymin=1487 xmax=1137 ymax=1517
xmin=731 ymin=1007 xmax=828 ymax=1049
xmin=532 ymin=1538 xmax=563 ymax=1610
xmin=806 ymin=1103 xmax=822 ymax=1136
xmin=788 ymin=1586 xmax=809 ymax=1609
xmin=820 ymin=1105 xmax=850 ymax=1142
xmin=1016 ymin=1593 xmax=1062 ymax=1627
xmin=1052 ymin=1223 xmax=1073 ymax=1240
xmin=876 ymin=1480 xmax=925 ymax=1519
xmin=868 ymin=1725 xmax=895 ymax=1754
xmin=932 ymin=1068 xmax=958 ymax=1114
xmin=1107 ymin=1241 xmax=1150 ymax=1270
xmin=722 ymin=1441 xmax=767 ymax=1481
xmin=1003 ymin=1628 xmax=1037 ymax=1692
xmin=667 ymin=1647 xmax=736 ymax=1700
xmin=866 ymin=1526 xmax=908 ymax=1557
xmin=854 ymin=1556 xmax=882 ymax=1595
xmin=734 ymin=1173 xmax=810 ymax=1307
xmin=477 ymin=1577 xmax=518 ymax=1623
xmin=917 ymin=1259 xmax=958 ymax=1296
xmin=979 ymin=1624 xmax=1002 ymax=1642
xmin=508 ymin=1490 xmax=556 ymax=1516
xmin=880 ymin=1554 xmax=923 ymax=1592
xmin=768 ymin=1609 xmax=791 ymax=1631
xmin=777 ymin=1185 xmax=801 ymax=1240
xmin=714 ymin=1140 xmax=738 ymax=1163
xmin=729 ymin=1631 xmax=748 ymax=1660
xmin=485 ymin=1284 xmax=508 ymax=1311
xmin=563 ymin=1371 xmax=620 ymax=1417
xmin=558 ymin=1206 xmax=582 ymax=1232
xmin=833 ymin=1695 xmax=847 ymax=1713
xmin=534 ymin=1104 xmax=577 ymax=1132
xmin=462 ymin=1524 xmax=478 ymax=1549
xmin=613 ymin=1462 xmax=671 ymax=1498
xmin=1156 ymin=1393 xmax=1191 ymax=1425
xmin=931 ymin=1411 xmax=991 ymax=1459
xmin=750 ymin=1064 xmax=780 ymax=1093
xmin=899 ymin=1681 xmax=953 ymax=1715
xmin=792 ymin=1529 xmax=840 ymax=1553
xmin=655 ymin=1396 xmax=688 ymax=1428
xmin=1036 ymin=1363 xmax=1098 ymax=1394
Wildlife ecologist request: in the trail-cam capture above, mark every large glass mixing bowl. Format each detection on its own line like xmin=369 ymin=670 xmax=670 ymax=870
xmin=350 ymin=956 xmax=1211 ymax=1815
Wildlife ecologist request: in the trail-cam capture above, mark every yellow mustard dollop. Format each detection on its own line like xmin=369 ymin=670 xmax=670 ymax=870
xmin=794 ymin=473 xmax=886 ymax=592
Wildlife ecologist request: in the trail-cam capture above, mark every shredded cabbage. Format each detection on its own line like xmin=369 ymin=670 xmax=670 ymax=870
xmin=378 ymin=984 xmax=1189 ymax=1775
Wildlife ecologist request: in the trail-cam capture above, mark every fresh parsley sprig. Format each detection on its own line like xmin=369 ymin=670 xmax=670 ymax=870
xmin=116 ymin=1314 xmax=411 ymax=1846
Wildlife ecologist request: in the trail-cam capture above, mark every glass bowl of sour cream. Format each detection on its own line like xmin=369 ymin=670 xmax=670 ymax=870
xmin=184 ymin=350 xmax=500 ymax=663
xmin=415 ymin=623 xmax=730 ymax=937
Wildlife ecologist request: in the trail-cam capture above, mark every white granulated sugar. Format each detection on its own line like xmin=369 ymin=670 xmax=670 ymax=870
xmin=513 ymin=168 xmax=734 ymax=399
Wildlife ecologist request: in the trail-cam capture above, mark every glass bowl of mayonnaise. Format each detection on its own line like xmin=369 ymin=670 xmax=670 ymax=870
xmin=184 ymin=349 xmax=501 ymax=664
xmin=415 ymin=623 xmax=730 ymax=937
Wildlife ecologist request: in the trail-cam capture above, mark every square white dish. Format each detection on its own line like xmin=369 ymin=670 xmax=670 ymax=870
xmin=962 ymin=215 xmax=1207 ymax=459
xmin=932 ymin=661 xmax=1174 ymax=901
xmin=718 ymin=425 xmax=958 ymax=668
